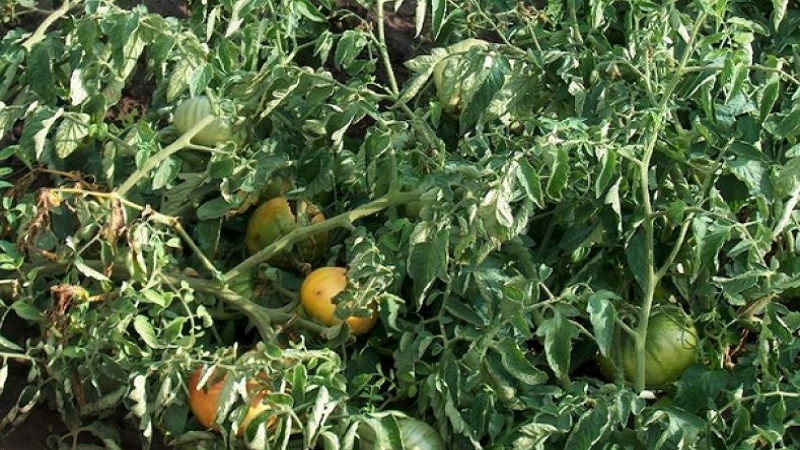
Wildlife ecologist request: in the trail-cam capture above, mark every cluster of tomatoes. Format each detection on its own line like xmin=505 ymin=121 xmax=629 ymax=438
xmin=174 ymin=96 xmax=390 ymax=441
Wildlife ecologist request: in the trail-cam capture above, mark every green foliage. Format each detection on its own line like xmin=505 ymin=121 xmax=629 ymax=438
xmin=1 ymin=0 xmax=800 ymax=448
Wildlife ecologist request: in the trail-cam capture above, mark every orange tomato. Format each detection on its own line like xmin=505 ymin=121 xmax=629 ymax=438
xmin=299 ymin=267 xmax=378 ymax=336
xmin=187 ymin=368 xmax=275 ymax=436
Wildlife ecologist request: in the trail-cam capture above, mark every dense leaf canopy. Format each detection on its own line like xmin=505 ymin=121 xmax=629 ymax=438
xmin=1 ymin=0 xmax=799 ymax=448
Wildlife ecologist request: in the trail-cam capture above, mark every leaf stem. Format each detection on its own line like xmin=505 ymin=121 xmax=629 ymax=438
xmin=116 ymin=114 xmax=215 ymax=196
xmin=654 ymin=213 xmax=695 ymax=280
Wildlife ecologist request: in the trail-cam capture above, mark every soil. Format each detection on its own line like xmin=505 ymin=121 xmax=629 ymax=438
xmin=0 ymin=0 xmax=419 ymax=448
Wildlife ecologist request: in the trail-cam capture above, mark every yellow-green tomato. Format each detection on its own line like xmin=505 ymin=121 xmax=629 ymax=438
xmin=173 ymin=96 xmax=233 ymax=146
xmin=397 ymin=417 xmax=445 ymax=450
xmin=432 ymin=38 xmax=491 ymax=114
xmin=244 ymin=197 xmax=329 ymax=267
xmin=358 ymin=413 xmax=445 ymax=450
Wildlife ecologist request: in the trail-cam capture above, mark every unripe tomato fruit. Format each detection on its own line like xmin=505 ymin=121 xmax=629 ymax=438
xmin=173 ymin=96 xmax=233 ymax=146
xmin=358 ymin=413 xmax=445 ymax=450
xmin=187 ymin=369 xmax=275 ymax=436
xmin=432 ymin=38 xmax=491 ymax=114
xmin=599 ymin=306 xmax=699 ymax=387
xmin=300 ymin=267 xmax=378 ymax=336
xmin=244 ymin=197 xmax=329 ymax=267
xmin=396 ymin=417 xmax=445 ymax=450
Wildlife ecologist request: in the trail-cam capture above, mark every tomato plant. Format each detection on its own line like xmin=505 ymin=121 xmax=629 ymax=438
xmin=2 ymin=0 xmax=800 ymax=448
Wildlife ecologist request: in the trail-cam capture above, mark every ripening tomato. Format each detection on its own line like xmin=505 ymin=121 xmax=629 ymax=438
xmin=173 ymin=96 xmax=233 ymax=146
xmin=187 ymin=368 xmax=276 ymax=436
xmin=300 ymin=267 xmax=378 ymax=336
xmin=599 ymin=306 xmax=699 ymax=387
xmin=432 ymin=38 xmax=491 ymax=114
xmin=244 ymin=197 xmax=329 ymax=267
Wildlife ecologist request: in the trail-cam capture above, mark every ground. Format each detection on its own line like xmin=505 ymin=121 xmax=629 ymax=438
xmin=0 ymin=1 xmax=418 ymax=448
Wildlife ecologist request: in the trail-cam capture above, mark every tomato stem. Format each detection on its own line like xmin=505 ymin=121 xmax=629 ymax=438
xmin=21 ymin=0 xmax=71 ymax=52
xmin=374 ymin=0 xmax=400 ymax=97
xmin=117 ymin=114 xmax=216 ymax=196
xmin=632 ymin=10 xmax=708 ymax=393
xmin=167 ymin=273 xmax=329 ymax=340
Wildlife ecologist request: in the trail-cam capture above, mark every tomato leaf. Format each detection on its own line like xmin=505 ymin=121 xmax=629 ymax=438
xmin=19 ymin=107 xmax=62 ymax=163
xmin=535 ymin=308 xmax=579 ymax=380
xmin=546 ymin=146 xmax=569 ymax=200
xmin=563 ymin=402 xmax=611 ymax=450
xmin=151 ymin=156 xmax=181 ymax=190
xmin=407 ymin=221 xmax=450 ymax=309
xmin=672 ymin=366 xmax=731 ymax=414
xmin=133 ymin=316 xmax=163 ymax=349
xmin=27 ymin=39 xmax=59 ymax=104
xmin=587 ymin=290 xmax=618 ymax=357
xmin=292 ymin=0 xmax=327 ymax=23
xmin=460 ymin=55 xmax=509 ymax=133
xmin=625 ymin=227 xmax=648 ymax=291
xmin=494 ymin=338 xmax=547 ymax=386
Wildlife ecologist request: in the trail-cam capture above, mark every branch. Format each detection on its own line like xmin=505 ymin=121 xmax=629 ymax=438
xmin=116 ymin=115 xmax=215 ymax=196
xmin=223 ymin=189 xmax=422 ymax=282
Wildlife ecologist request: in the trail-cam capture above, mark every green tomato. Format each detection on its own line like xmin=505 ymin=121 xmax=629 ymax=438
xmin=358 ymin=413 xmax=444 ymax=450
xmin=600 ymin=306 xmax=699 ymax=388
xmin=432 ymin=38 xmax=491 ymax=114
xmin=173 ymin=96 xmax=233 ymax=146
xmin=397 ymin=417 xmax=444 ymax=450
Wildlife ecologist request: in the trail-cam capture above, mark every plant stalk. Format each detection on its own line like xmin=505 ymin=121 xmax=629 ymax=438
xmin=632 ymin=10 xmax=708 ymax=393
xmin=375 ymin=0 xmax=400 ymax=97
